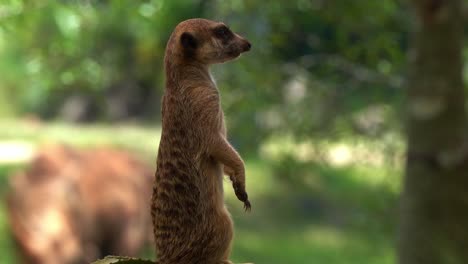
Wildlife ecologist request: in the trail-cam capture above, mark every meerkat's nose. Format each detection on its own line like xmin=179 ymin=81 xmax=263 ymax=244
xmin=243 ymin=41 xmax=252 ymax=52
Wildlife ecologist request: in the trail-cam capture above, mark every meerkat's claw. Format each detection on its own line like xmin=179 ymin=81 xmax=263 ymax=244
xmin=233 ymin=182 xmax=251 ymax=211
xmin=233 ymin=182 xmax=248 ymax=200
xmin=243 ymin=200 xmax=251 ymax=212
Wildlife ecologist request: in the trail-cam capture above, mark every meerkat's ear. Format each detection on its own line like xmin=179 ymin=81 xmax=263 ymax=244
xmin=180 ymin=32 xmax=198 ymax=53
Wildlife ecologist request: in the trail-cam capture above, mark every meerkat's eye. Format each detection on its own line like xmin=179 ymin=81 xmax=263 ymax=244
xmin=214 ymin=25 xmax=232 ymax=39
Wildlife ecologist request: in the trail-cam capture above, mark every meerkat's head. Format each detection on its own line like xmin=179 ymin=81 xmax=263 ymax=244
xmin=169 ymin=18 xmax=251 ymax=64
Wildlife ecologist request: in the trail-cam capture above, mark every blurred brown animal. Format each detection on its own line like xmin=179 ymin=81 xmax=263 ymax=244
xmin=6 ymin=145 xmax=153 ymax=264
xmin=152 ymin=18 xmax=252 ymax=264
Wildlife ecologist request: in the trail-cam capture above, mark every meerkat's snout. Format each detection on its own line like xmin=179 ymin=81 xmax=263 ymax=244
xmin=234 ymin=33 xmax=251 ymax=53
xmin=240 ymin=37 xmax=251 ymax=52
xmin=231 ymin=33 xmax=251 ymax=54
xmin=222 ymin=34 xmax=251 ymax=62
xmin=245 ymin=41 xmax=252 ymax=51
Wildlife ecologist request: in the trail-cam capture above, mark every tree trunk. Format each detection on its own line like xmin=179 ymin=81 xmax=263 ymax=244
xmin=399 ymin=0 xmax=467 ymax=263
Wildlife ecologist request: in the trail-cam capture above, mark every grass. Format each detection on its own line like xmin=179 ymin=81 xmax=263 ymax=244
xmin=0 ymin=120 xmax=403 ymax=264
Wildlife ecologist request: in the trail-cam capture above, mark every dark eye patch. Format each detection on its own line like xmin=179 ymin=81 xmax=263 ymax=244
xmin=213 ymin=25 xmax=233 ymax=40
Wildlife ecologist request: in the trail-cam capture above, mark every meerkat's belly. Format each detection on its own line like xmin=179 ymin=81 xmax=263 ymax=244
xmin=152 ymin=150 xmax=232 ymax=262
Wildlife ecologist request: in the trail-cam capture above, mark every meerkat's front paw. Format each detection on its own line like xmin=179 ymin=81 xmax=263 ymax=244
xmin=243 ymin=199 xmax=251 ymax=212
xmin=233 ymin=182 xmax=251 ymax=212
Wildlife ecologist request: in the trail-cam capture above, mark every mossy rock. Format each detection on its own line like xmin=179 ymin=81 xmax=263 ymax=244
xmin=92 ymin=256 xmax=155 ymax=264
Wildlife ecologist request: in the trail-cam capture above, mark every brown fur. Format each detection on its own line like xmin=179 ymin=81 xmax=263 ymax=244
xmin=7 ymin=145 xmax=153 ymax=264
xmin=152 ymin=18 xmax=252 ymax=264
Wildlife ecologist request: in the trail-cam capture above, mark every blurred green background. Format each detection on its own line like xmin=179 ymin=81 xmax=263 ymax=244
xmin=0 ymin=0 xmax=451 ymax=263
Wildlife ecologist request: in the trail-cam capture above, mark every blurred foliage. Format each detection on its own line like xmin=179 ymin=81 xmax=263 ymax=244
xmin=0 ymin=0 xmax=410 ymax=151
xmin=0 ymin=164 xmax=20 ymax=264
xmin=0 ymin=0 xmax=207 ymax=121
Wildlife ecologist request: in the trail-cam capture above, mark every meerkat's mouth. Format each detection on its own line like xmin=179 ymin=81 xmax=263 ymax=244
xmin=226 ymin=50 xmax=241 ymax=58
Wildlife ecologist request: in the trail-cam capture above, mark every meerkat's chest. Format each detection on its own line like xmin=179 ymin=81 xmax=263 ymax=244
xmin=219 ymin=110 xmax=227 ymax=136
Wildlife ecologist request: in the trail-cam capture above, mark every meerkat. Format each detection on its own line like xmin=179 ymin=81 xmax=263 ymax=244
xmin=152 ymin=18 xmax=252 ymax=264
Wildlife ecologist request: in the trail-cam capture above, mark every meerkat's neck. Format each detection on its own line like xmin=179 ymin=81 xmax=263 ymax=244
xmin=165 ymin=55 xmax=215 ymax=92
